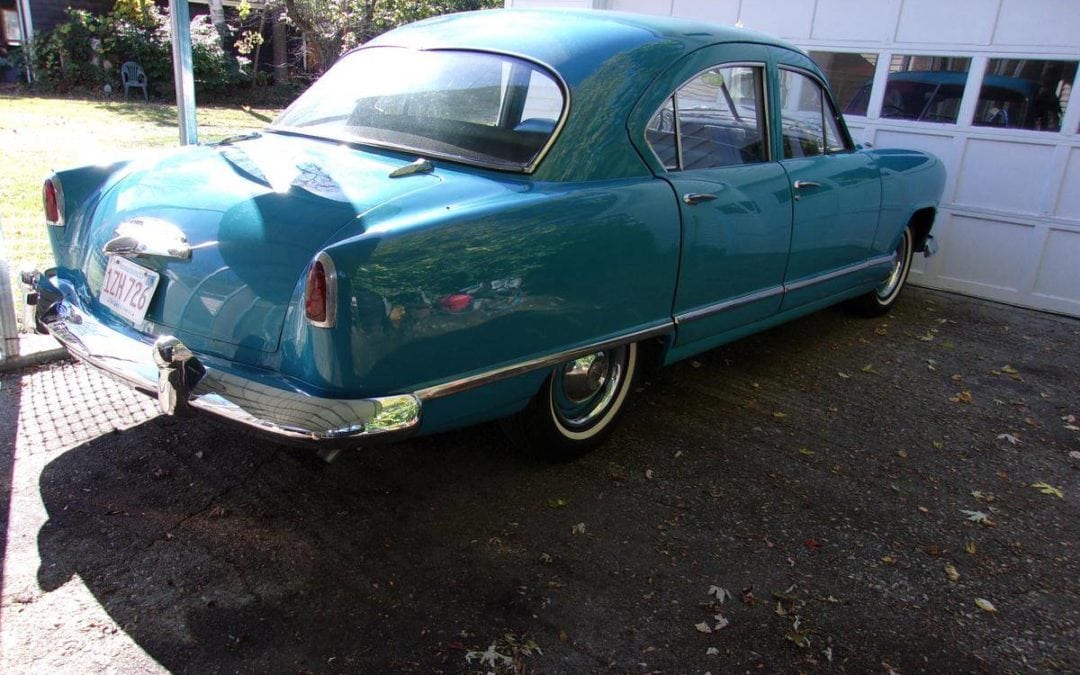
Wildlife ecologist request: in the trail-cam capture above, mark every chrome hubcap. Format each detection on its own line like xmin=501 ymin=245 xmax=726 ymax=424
xmin=562 ymin=352 xmax=609 ymax=402
xmin=876 ymin=232 xmax=909 ymax=300
xmin=552 ymin=347 xmax=625 ymax=429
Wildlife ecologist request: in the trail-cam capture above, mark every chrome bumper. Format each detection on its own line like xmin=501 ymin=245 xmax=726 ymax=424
xmin=25 ymin=271 xmax=421 ymax=447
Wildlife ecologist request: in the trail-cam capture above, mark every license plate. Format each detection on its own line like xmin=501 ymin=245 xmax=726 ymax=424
xmin=99 ymin=256 xmax=160 ymax=325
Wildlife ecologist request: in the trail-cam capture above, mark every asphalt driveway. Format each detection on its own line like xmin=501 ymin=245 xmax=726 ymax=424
xmin=1 ymin=287 xmax=1077 ymax=673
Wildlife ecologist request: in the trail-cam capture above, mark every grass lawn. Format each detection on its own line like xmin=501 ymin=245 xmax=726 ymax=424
xmin=0 ymin=93 xmax=281 ymax=330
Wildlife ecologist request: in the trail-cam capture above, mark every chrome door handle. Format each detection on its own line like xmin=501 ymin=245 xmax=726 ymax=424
xmin=793 ymin=180 xmax=821 ymax=190
xmin=683 ymin=193 xmax=718 ymax=205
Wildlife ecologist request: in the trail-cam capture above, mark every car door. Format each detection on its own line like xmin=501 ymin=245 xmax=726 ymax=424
xmin=635 ymin=47 xmax=794 ymax=351
xmin=771 ymin=59 xmax=883 ymax=309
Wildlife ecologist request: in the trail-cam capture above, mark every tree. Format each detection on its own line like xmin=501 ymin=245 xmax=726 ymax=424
xmin=280 ymin=0 xmax=501 ymax=74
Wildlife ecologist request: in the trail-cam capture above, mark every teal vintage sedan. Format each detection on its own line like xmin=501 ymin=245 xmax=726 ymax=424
xmin=26 ymin=9 xmax=944 ymax=460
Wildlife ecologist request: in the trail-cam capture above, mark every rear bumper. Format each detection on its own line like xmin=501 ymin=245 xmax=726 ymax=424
xmin=25 ymin=271 xmax=421 ymax=447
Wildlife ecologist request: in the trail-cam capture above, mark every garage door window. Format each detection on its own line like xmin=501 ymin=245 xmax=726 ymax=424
xmin=809 ymin=51 xmax=878 ymax=117
xmin=974 ymin=58 xmax=1077 ymax=132
xmin=853 ymin=55 xmax=971 ymax=124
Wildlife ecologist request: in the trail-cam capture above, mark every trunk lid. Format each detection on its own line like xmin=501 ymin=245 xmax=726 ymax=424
xmin=80 ymin=133 xmax=440 ymax=355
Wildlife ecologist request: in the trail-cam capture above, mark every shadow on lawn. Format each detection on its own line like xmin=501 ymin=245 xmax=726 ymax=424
xmin=93 ymin=101 xmax=179 ymax=128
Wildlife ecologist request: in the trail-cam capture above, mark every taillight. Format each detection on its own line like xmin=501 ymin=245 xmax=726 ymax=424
xmin=43 ymin=176 xmax=64 ymax=226
xmin=304 ymin=252 xmax=337 ymax=328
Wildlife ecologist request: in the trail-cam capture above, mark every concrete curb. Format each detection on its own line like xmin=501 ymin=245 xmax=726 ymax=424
xmin=0 ymin=335 xmax=70 ymax=373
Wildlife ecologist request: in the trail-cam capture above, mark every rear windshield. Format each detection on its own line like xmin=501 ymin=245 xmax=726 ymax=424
xmin=271 ymin=47 xmax=566 ymax=171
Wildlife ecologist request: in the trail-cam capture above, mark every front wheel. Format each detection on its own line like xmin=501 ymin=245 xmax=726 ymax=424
xmin=851 ymin=224 xmax=914 ymax=316
xmin=502 ymin=342 xmax=638 ymax=462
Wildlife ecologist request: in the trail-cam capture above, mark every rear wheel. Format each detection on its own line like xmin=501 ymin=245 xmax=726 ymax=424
xmin=852 ymin=224 xmax=914 ymax=316
xmin=503 ymin=342 xmax=638 ymax=462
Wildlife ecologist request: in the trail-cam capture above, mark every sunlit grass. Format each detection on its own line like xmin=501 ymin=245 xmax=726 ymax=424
xmin=0 ymin=93 xmax=280 ymax=329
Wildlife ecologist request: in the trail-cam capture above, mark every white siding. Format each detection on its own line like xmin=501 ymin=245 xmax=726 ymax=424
xmin=506 ymin=0 xmax=1080 ymax=317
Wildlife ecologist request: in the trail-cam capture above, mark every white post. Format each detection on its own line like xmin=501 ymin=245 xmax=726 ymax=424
xmin=0 ymin=221 xmax=21 ymax=362
xmin=169 ymin=0 xmax=199 ymax=145
xmin=14 ymin=0 xmax=34 ymax=82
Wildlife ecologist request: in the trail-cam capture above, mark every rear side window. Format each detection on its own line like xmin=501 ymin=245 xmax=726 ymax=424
xmin=646 ymin=64 xmax=768 ymax=171
xmin=779 ymin=68 xmax=848 ymax=159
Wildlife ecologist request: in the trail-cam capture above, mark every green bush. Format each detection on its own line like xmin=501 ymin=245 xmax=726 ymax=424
xmin=34 ymin=6 xmax=247 ymax=97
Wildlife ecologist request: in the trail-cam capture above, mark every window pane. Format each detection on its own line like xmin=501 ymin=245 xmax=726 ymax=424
xmin=675 ymin=65 xmax=767 ymax=170
xmin=779 ymin=69 xmax=827 ymax=159
xmin=973 ymin=58 xmax=1077 ymax=132
xmin=646 ymin=97 xmax=678 ymax=170
xmin=809 ymin=51 xmax=878 ymax=116
xmin=880 ymin=55 xmax=971 ymax=123
xmin=273 ymin=48 xmax=565 ymax=170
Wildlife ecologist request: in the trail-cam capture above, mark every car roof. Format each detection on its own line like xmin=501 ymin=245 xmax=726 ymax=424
xmin=887 ymin=70 xmax=1038 ymax=96
xmin=368 ymin=9 xmax=789 ymax=87
xmin=367 ymin=9 xmax=800 ymax=181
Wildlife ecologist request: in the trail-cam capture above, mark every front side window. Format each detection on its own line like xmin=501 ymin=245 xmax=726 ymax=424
xmin=272 ymin=47 xmax=565 ymax=171
xmin=779 ymin=69 xmax=847 ymax=159
xmin=646 ymin=64 xmax=768 ymax=171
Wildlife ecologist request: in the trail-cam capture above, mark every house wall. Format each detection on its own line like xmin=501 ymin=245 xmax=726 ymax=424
xmin=507 ymin=0 xmax=1080 ymax=317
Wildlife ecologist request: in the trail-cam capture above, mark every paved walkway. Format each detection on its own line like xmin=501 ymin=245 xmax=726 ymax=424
xmin=1 ymin=287 xmax=1077 ymax=673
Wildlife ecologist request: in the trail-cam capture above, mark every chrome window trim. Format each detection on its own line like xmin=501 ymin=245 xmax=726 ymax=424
xmin=414 ymin=321 xmax=673 ymax=401
xmin=270 ymin=46 xmax=571 ymax=175
xmin=777 ymin=64 xmax=856 ymax=153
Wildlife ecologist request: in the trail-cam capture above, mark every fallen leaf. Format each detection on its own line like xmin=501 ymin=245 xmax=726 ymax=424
xmin=786 ymin=628 xmax=811 ymax=649
xmin=975 ymin=598 xmax=998 ymax=613
xmin=837 ymin=371 xmax=852 ymax=379
xmin=539 ymin=553 xmax=553 ymax=564
xmin=645 ymin=469 xmax=654 ymax=480
xmin=547 ymin=498 xmax=570 ymax=508
xmin=917 ymin=331 xmax=935 ymax=341
xmin=933 ymin=440 xmax=945 ymax=449
xmin=691 ymin=361 xmax=702 ymax=368
xmin=950 ymin=373 xmax=963 ymax=381
xmin=694 ymin=621 xmax=713 ymax=634
xmin=774 ymin=600 xmax=788 ymax=616
xmin=570 ymin=522 xmax=586 ymax=535
xmin=1001 ymin=365 xmax=1019 ymax=375
xmin=897 ymin=449 xmax=908 ymax=459
xmin=740 ymin=587 xmax=755 ymax=607
xmin=713 ymin=614 xmax=730 ymax=631
xmin=799 ymin=448 xmax=815 ymax=456
xmin=1069 ymin=451 xmax=1080 ymax=460
xmin=861 ymin=364 xmax=878 ymax=374
xmin=961 ymin=510 xmax=993 ymax=526
xmin=996 ymin=433 xmax=1021 ymax=446
xmin=772 ymin=411 xmax=787 ymax=419
xmin=708 ymin=585 xmax=732 ymax=604
xmin=950 ymin=390 xmax=973 ymax=404
xmin=803 ymin=539 xmax=823 ymax=550
xmin=926 ymin=358 xmax=938 ymax=371
xmin=917 ymin=506 xmax=929 ymax=514
xmin=945 ymin=564 xmax=960 ymax=582
xmin=1030 ymin=482 xmax=1064 ymax=499
xmin=706 ymin=646 xmax=720 ymax=656
xmin=881 ymin=555 xmax=896 ymax=565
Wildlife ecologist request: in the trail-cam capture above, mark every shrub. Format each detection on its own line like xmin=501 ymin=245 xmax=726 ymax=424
xmin=34 ymin=6 xmax=247 ymax=97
